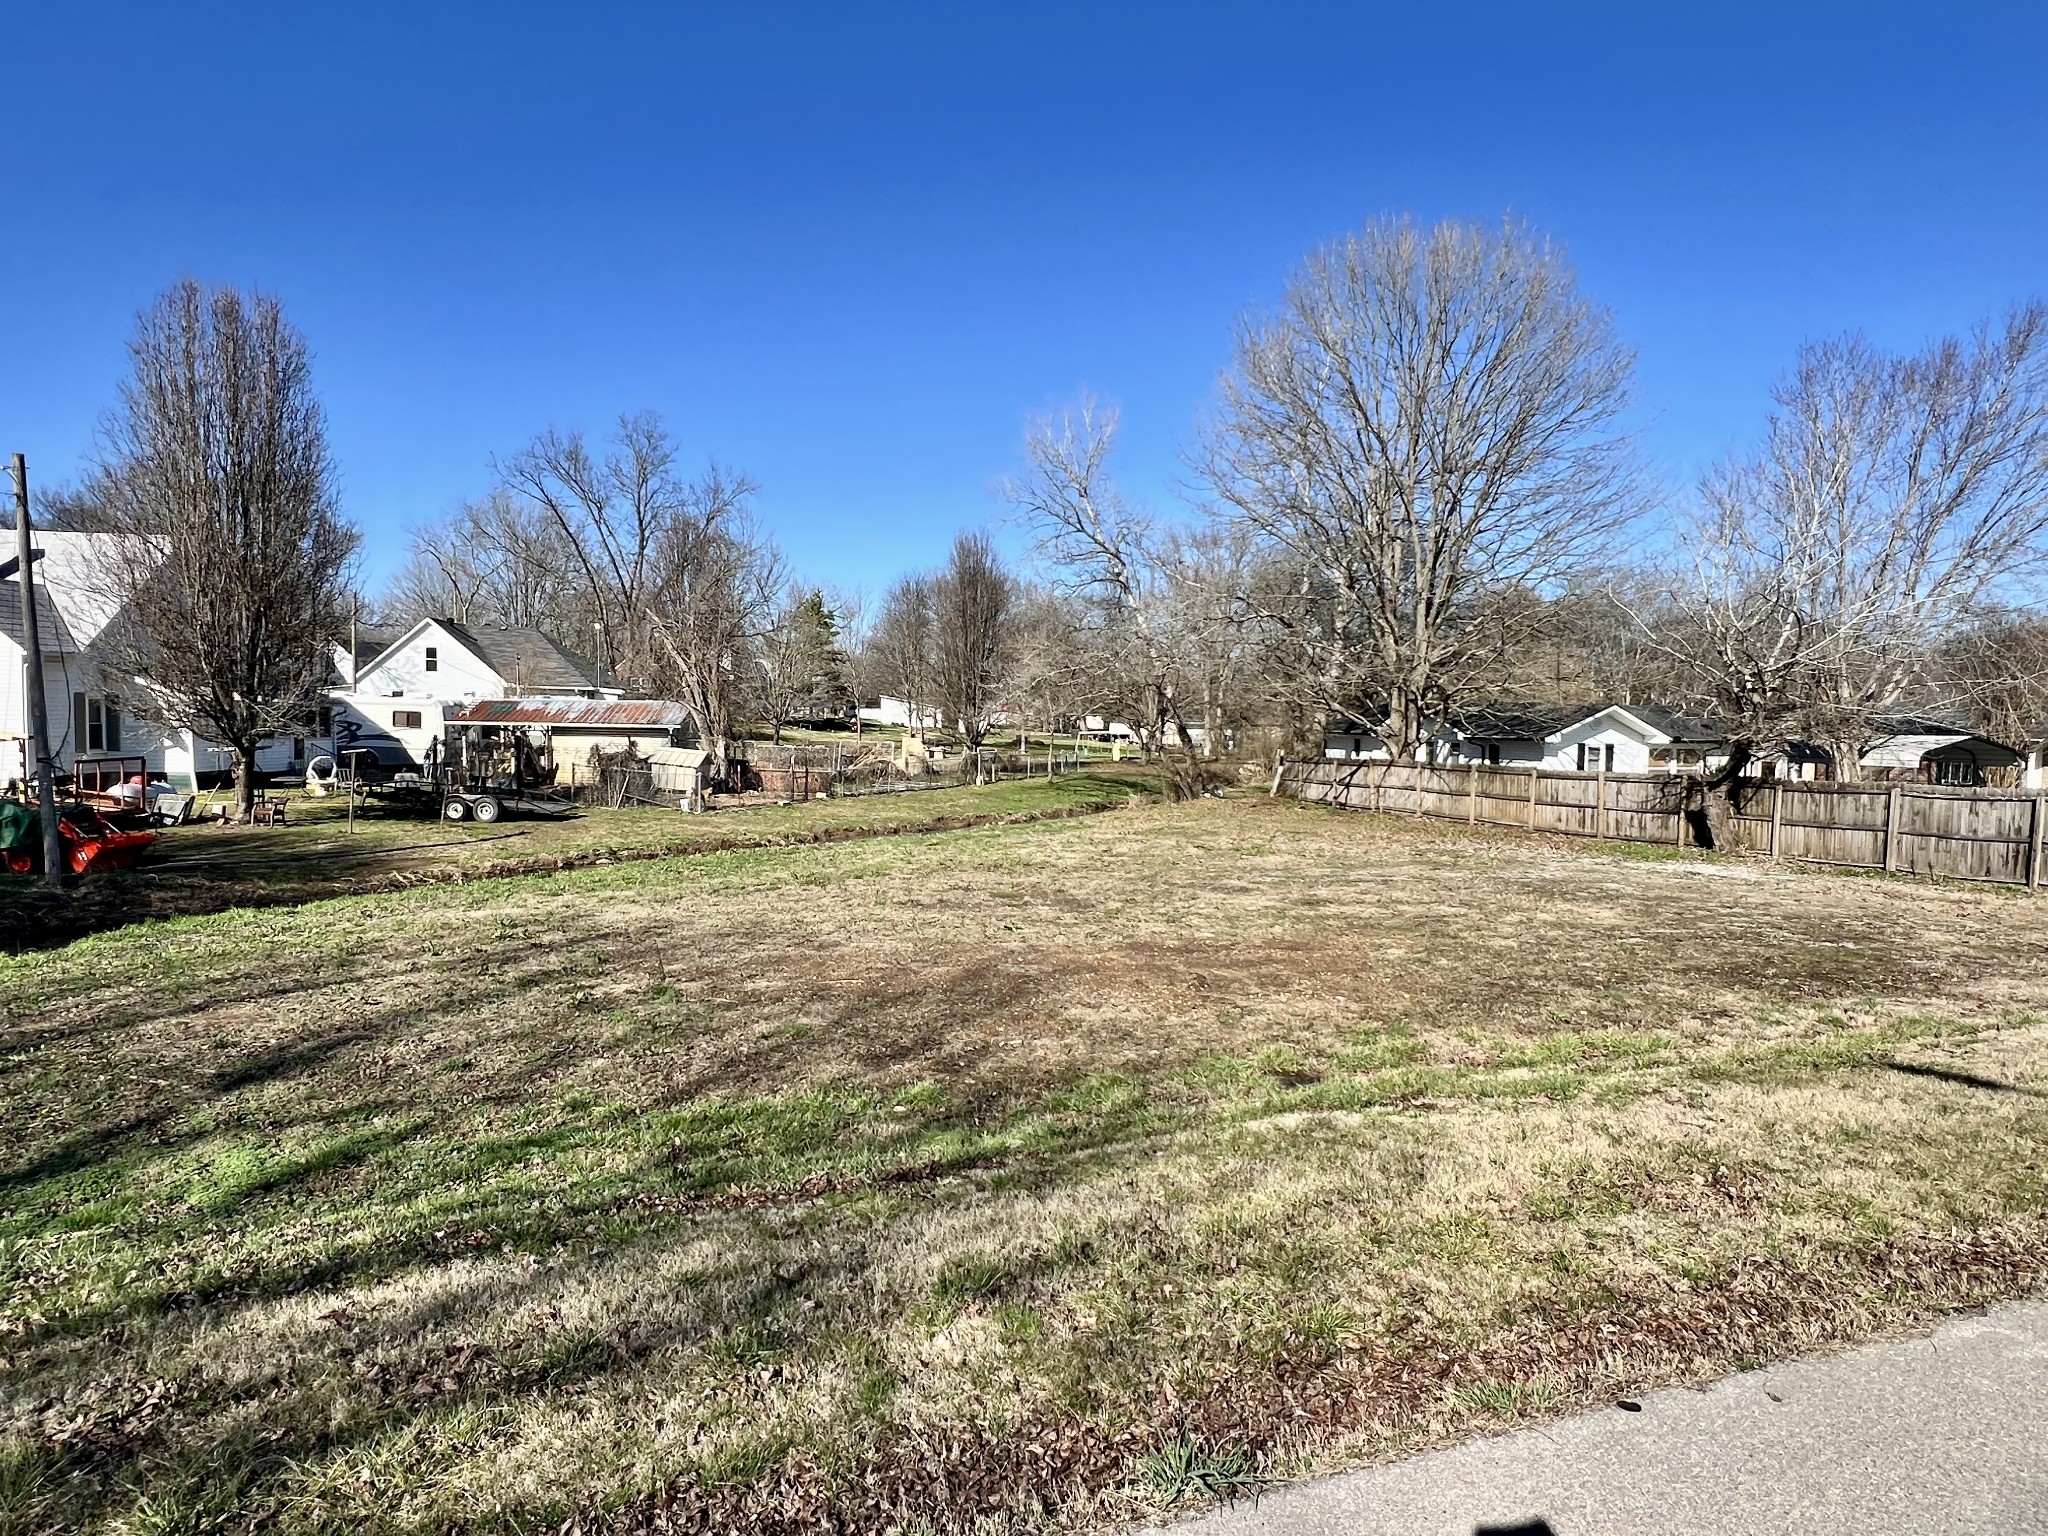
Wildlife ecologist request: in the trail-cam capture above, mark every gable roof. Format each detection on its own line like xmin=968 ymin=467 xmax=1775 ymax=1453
xmin=0 ymin=578 xmax=78 ymax=655
xmin=357 ymin=617 xmax=614 ymax=694
xmin=437 ymin=621 xmax=611 ymax=693
xmin=1452 ymin=702 xmax=1725 ymax=745
xmin=0 ymin=533 xmax=145 ymax=656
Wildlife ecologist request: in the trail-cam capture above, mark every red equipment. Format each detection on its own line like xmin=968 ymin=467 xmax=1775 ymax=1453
xmin=0 ymin=802 xmax=155 ymax=877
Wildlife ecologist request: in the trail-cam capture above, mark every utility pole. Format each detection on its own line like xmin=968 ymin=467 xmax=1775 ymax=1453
xmin=12 ymin=455 xmax=65 ymax=886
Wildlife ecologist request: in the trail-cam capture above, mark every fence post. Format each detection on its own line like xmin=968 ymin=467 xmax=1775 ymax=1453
xmin=1595 ymin=769 xmax=1607 ymax=840
xmin=1769 ymin=781 xmax=1783 ymax=861
xmin=1467 ymin=764 xmax=1479 ymax=825
xmin=2032 ymin=795 xmax=2045 ymax=889
xmin=1526 ymin=767 xmax=1540 ymax=830
xmin=1674 ymin=776 xmax=1687 ymax=847
xmin=1374 ymin=765 xmax=1385 ymax=815
xmin=1268 ymin=753 xmax=1285 ymax=797
xmin=1884 ymin=784 xmax=1903 ymax=874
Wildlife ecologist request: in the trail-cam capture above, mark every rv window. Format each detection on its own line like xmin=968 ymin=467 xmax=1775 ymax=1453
xmin=393 ymin=710 xmax=423 ymax=730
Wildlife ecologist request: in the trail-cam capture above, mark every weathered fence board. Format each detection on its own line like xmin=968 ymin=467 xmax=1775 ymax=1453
xmin=1278 ymin=759 xmax=2046 ymax=888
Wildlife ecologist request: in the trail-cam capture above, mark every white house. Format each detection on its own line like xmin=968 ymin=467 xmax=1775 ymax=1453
xmin=1322 ymin=715 xmax=1391 ymax=762
xmin=858 ymin=696 xmax=945 ymax=731
xmin=2 ymin=531 xmax=305 ymax=791
xmin=1446 ymin=704 xmax=1726 ymax=773
xmin=1860 ymin=718 xmax=2025 ymax=787
xmin=1323 ymin=703 xmax=1725 ymax=774
xmin=328 ymin=618 xmax=618 ymax=770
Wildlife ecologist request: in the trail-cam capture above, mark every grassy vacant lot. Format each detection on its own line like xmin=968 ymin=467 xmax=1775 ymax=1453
xmin=3 ymin=790 xmax=2046 ymax=1534
xmin=0 ymin=771 xmax=1147 ymax=948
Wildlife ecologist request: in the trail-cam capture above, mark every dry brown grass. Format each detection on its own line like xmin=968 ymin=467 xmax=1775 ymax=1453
xmin=2 ymin=794 xmax=2045 ymax=1534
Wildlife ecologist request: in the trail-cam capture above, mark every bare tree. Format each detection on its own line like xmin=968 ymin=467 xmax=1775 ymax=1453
xmin=1200 ymin=216 xmax=1641 ymax=759
xmin=641 ymin=476 xmax=781 ymax=784
xmin=931 ymin=531 xmax=1016 ymax=764
xmin=753 ymin=588 xmax=847 ymax=743
xmin=495 ymin=413 xmax=688 ymax=686
xmin=871 ymin=572 xmax=940 ymax=730
xmin=494 ymin=414 xmax=775 ymax=778
xmin=1655 ymin=309 xmax=2048 ymax=777
xmin=1006 ymin=397 xmax=1238 ymax=792
xmin=1936 ymin=608 xmax=2048 ymax=753
xmin=381 ymin=490 xmax=579 ymax=630
xmin=83 ymin=280 xmax=357 ymax=820
xmin=826 ymin=583 xmax=879 ymax=733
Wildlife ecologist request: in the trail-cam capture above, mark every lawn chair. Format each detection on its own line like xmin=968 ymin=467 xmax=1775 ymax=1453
xmin=153 ymin=793 xmax=195 ymax=827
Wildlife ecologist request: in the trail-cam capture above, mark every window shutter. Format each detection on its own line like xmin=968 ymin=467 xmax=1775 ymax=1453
xmin=73 ymin=692 xmax=87 ymax=758
xmin=106 ymin=702 xmax=122 ymax=753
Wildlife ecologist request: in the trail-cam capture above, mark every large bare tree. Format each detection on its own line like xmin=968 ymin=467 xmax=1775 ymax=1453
xmin=641 ymin=475 xmax=780 ymax=783
xmin=871 ymin=573 xmax=940 ymax=730
xmin=494 ymin=413 xmax=775 ymax=779
xmin=1200 ymin=216 xmax=1640 ymax=759
xmin=1656 ymin=308 xmax=2048 ymax=777
xmin=84 ymin=280 xmax=357 ymax=819
xmin=931 ymin=531 xmax=1016 ymax=764
xmin=1006 ymin=397 xmax=1234 ymax=791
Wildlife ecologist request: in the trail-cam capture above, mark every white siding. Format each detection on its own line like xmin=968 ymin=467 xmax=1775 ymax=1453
xmin=356 ymin=622 xmax=503 ymax=704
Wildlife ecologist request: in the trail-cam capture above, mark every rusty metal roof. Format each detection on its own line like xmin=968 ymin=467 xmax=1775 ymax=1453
xmin=446 ymin=698 xmax=694 ymax=729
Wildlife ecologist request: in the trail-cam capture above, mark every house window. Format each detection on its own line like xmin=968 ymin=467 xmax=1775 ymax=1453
xmin=1482 ymin=743 xmax=1500 ymax=765
xmin=424 ymin=646 xmax=438 ymax=673
xmin=1577 ymin=742 xmax=1616 ymax=772
xmin=73 ymin=693 xmax=123 ymax=754
xmin=316 ymin=707 xmax=333 ymax=737
xmin=393 ymin=710 xmax=423 ymax=730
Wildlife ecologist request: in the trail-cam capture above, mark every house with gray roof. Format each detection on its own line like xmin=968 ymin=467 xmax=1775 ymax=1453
xmin=1323 ymin=702 xmax=1730 ymax=774
xmin=326 ymin=616 xmax=621 ymax=770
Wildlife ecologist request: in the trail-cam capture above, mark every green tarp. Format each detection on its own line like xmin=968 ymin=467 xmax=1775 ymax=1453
xmin=0 ymin=799 xmax=38 ymax=853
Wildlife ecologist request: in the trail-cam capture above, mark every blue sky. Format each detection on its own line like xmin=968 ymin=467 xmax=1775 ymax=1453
xmin=4 ymin=4 xmax=2044 ymax=598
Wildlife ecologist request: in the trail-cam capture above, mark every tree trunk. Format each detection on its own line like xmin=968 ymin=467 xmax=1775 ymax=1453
xmin=234 ymin=742 xmax=260 ymax=823
xmin=1697 ymin=743 xmax=1754 ymax=851
xmin=1825 ymin=741 xmax=1864 ymax=783
xmin=1386 ymin=686 xmax=1425 ymax=762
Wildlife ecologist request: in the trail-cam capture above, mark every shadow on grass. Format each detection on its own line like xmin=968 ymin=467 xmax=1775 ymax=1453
xmin=1882 ymin=1060 xmax=2047 ymax=1098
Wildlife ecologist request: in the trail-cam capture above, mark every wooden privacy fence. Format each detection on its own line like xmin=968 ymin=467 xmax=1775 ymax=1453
xmin=1279 ymin=759 xmax=2048 ymax=888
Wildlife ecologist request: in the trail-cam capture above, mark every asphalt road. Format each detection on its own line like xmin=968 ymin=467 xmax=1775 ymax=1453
xmin=1174 ymin=1300 xmax=2048 ymax=1536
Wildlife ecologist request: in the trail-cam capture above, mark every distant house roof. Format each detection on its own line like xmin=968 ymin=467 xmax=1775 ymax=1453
xmin=344 ymin=624 xmax=401 ymax=669
xmin=1452 ymin=702 xmax=1725 ymax=745
xmin=1860 ymin=724 xmax=2022 ymax=771
xmin=436 ymin=621 xmax=612 ymax=694
xmin=447 ymin=698 xmax=694 ymax=730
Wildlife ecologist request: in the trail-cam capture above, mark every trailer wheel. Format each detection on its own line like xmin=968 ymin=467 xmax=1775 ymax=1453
xmin=470 ymin=795 xmax=503 ymax=824
xmin=442 ymin=796 xmax=470 ymax=821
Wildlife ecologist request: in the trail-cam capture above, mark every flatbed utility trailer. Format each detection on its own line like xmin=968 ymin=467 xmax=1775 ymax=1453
xmin=438 ymin=782 xmax=576 ymax=823
xmin=337 ymin=742 xmax=578 ymax=825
